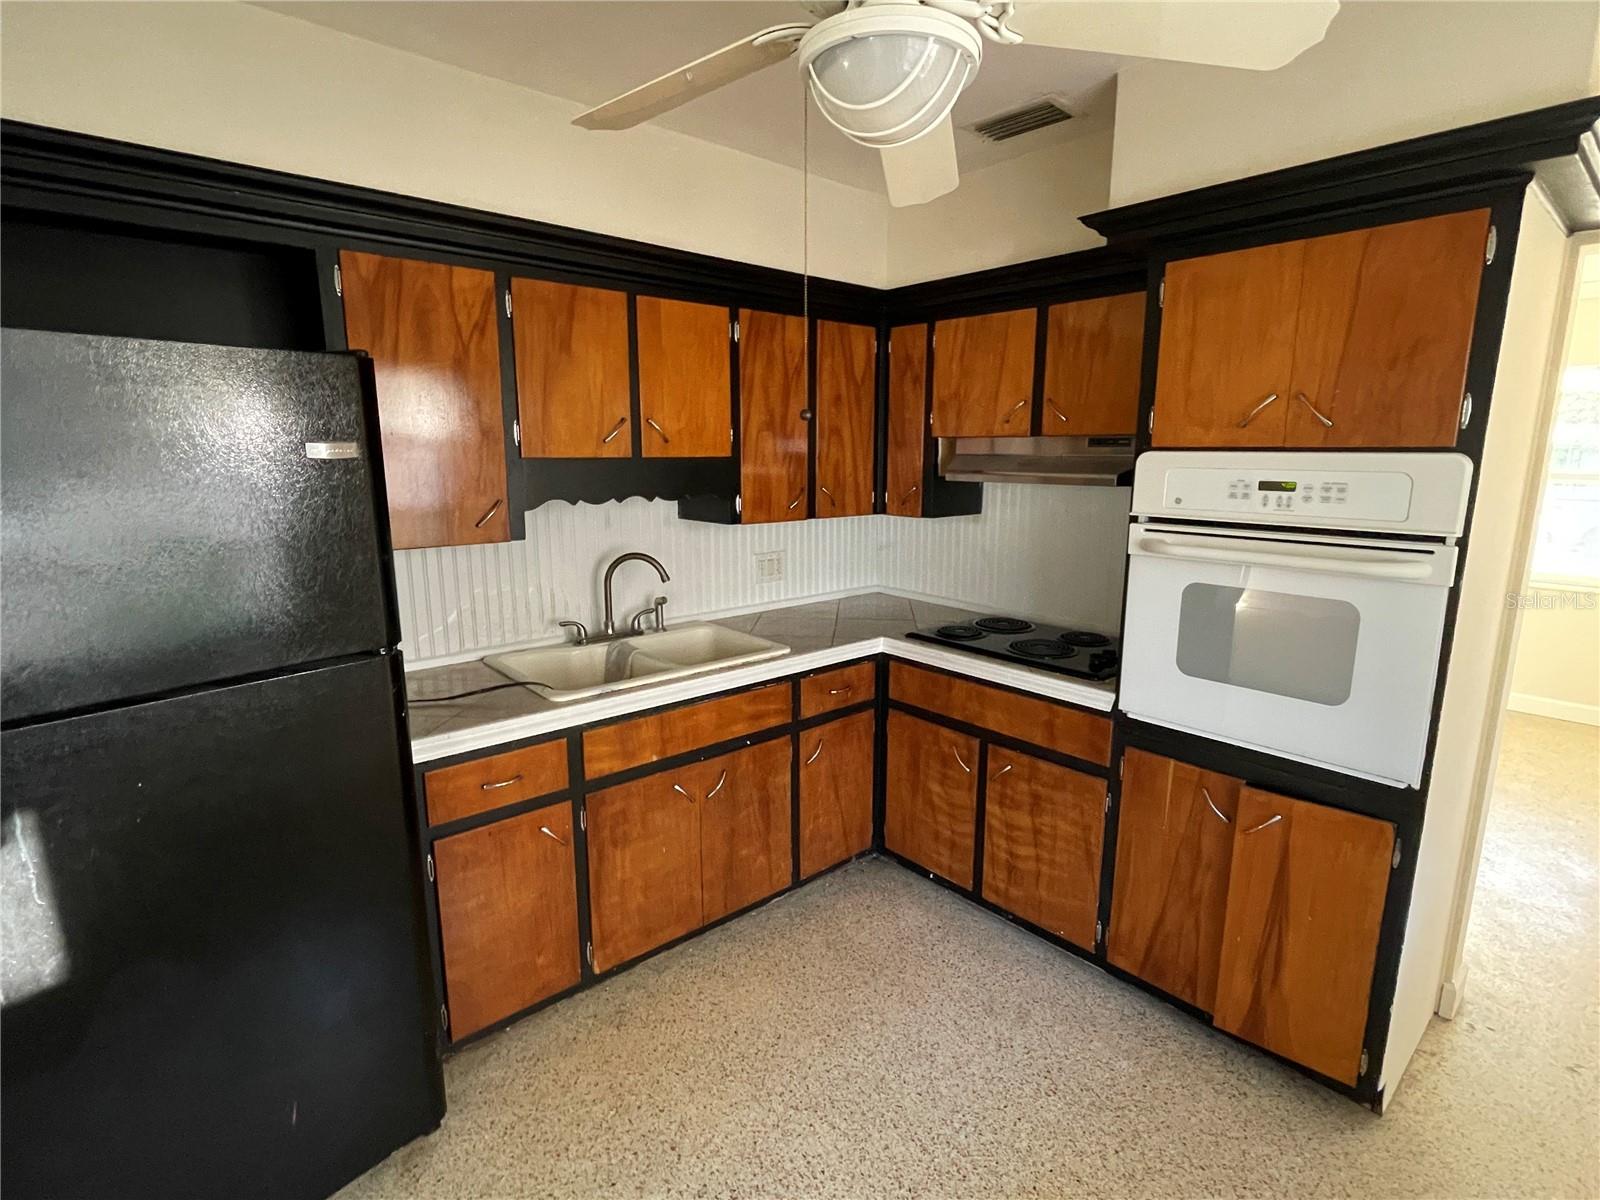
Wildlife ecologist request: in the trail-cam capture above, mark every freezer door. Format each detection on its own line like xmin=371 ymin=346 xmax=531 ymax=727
xmin=0 ymin=656 xmax=443 ymax=1200
xmin=1 ymin=329 xmax=395 ymax=723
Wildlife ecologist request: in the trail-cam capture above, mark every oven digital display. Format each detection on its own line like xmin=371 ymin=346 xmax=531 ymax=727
xmin=1257 ymin=480 xmax=1298 ymax=492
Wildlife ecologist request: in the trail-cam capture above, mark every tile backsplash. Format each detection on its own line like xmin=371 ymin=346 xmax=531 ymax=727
xmin=392 ymin=484 xmax=1131 ymax=663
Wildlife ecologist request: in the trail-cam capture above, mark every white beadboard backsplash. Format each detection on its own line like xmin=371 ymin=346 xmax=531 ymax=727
xmin=392 ymin=485 xmax=1131 ymax=663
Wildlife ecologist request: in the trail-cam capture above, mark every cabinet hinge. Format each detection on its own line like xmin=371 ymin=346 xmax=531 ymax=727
xmin=332 ymin=263 xmax=343 ymax=298
xmin=439 ymin=1003 xmax=449 ymax=1032
xmin=585 ymin=941 xmax=594 ymax=968
xmin=735 ymin=493 xmax=743 ymax=516
xmin=1485 ymin=224 xmax=1497 ymax=266
xmin=1460 ymin=392 xmax=1473 ymax=430
xmin=1157 ymin=278 xmax=1165 ymax=308
xmin=513 ymin=418 xmax=522 ymax=449
xmin=731 ymin=319 xmax=740 ymax=344
xmin=1392 ymin=839 xmax=1402 ymax=870
xmin=1148 ymin=408 xmax=1155 ymax=435
xmin=504 ymin=288 xmax=513 ymax=319
xmin=1359 ymin=1048 xmax=1370 ymax=1078
xmin=579 ymin=802 xmax=586 ymax=832
xmin=1104 ymin=790 xmax=1110 ymax=814
xmin=426 ymin=853 xmax=434 ymax=883
xmin=1095 ymin=919 xmax=1103 ymax=945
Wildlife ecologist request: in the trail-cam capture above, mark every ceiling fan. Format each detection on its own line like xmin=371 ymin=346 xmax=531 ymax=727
xmin=574 ymin=0 xmax=1340 ymax=207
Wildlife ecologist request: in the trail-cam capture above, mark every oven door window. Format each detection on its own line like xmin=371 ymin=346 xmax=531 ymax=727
xmin=1175 ymin=584 xmax=1360 ymax=706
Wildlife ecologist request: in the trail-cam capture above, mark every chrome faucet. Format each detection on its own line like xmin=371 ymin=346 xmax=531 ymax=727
xmin=602 ymin=552 xmax=671 ymax=638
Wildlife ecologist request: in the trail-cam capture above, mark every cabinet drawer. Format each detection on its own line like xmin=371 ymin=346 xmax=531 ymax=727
xmin=889 ymin=663 xmax=1111 ymax=766
xmin=424 ymin=739 xmax=569 ymax=826
xmin=800 ymin=662 xmax=875 ymax=718
xmin=583 ymin=682 xmax=791 ymax=779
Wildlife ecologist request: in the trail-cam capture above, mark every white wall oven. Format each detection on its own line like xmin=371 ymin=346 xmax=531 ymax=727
xmin=1119 ymin=452 xmax=1475 ymax=788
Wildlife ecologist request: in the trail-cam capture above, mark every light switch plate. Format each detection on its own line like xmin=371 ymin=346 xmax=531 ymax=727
xmin=754 ymin=550 xmax=785 ymax=584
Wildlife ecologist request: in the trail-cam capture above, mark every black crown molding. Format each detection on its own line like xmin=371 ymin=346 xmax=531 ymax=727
xmin=1082 ymin=95 xmax=1600 ymax=248
xmin=883 ymin=244 xmax=1146 ymax=322
xmin=0 ymin=119 xmax=884 ymax=321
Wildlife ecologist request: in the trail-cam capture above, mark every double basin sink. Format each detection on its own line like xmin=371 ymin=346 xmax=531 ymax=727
xmin=483 ymin=623 xmax=791 ymax=703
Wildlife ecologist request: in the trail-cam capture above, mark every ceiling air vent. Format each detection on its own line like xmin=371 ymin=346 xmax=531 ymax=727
xmin=969 ymin=95 xmax=1073 ymax=143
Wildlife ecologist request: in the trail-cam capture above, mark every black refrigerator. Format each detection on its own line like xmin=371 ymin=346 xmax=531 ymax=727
xmin=0 ymin=329 xmax=446 ymax=1199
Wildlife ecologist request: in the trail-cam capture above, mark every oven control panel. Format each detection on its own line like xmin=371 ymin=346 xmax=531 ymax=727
xmin=1161 ymin=467 xmax=1414 ymax=523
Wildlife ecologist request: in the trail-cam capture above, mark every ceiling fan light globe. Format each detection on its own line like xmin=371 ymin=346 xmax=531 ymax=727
xmin=798 ymin=4 xmax=981 ymax=148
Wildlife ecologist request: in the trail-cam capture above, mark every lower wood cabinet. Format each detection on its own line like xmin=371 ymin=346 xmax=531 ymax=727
xmin=884 ymin=710 xmax=978 ymax=888
xmin=587 ymin=737 xmax=791 ymax=973
xmin=1107 ymin=747 xmax=1240 ymax=1013
xmin=981 ymin=747 xmax=1104 ymax=950
xmin=799 ymin=709 xmax=875 ymax=879
xmin=434 ymin=804 xmax=581 ymax=1041
xmin=1212 ymin=787 xmax=1394 ymax=1087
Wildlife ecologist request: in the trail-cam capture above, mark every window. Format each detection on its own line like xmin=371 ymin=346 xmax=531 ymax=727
xmin=1176 ymin=583 xmax=1360 ymax=706
xmin=1530 ymin=246 xmax=1600 ymax=587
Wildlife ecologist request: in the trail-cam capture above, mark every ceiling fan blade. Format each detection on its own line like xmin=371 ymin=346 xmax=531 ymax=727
xmin=879 ymin=117 xmax=960 ymax=208
xmin=573 ymin=23 xmax=810 ymax=130
xmin=1007 ymin=1 xmax=1340 ymax=70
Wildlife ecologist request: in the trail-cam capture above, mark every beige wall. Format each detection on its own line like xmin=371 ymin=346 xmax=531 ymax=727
xmin=1109 ymin=1 xmax=1600 ymax=206
xmin=1508 ymin=590 xmax=1600 ymax=724
xmin=0 ymin=1 xmax=891 ymax=286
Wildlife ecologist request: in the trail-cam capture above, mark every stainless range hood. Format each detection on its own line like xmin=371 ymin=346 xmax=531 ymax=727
xmin=939 ymin=435 xmax=1135 ymax=487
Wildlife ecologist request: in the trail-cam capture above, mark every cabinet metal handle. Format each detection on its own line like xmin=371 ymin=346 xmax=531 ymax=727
xmin=1046 ymin=399 xmax=1069 ymax=425
xmin=1236 ymin=393 xmax=1279 ymax=428
xmin=1242 ymin=813 xmax=1283 ymax=835
xmin=1295 ymin=392 xmax=1334 ymax=428
xmin=990 ymin=763 xmax=1013 ymax=782
xmin=805 ymin=738 xmax=824 ymax=766
xmin=787 ymin=490 xmax=805 ymax=511
xmin=539 ymin=825 xmax=567 ymax=846
xmin=645 ymin=416 xmax=670 ymax=444
xmin=480 ymin=774 xmax=523 ymax=791
xmin=1202 ymin=787 xmax=1230 ymax=825
xmin=706 ymin=769 xmax=728 ymax=800
xmin=951 ymin=746 xmax=971 ymax=774
xmin=474 ymin=498 xmax=503 ymax=528
xmin=1005 ymin=398 xmax=1029 ymax=418
xmin=898 ymin=485 xmax=919 ymax=504
xmin=671 ymin=782 xmax=694 ymax=803
xmin=819 ymin=485 xmax=835 ymax=504
xmin=601 ymin=416 xmax=628 ymax=445
xmin=826 ymin=685 xmax=853 ymax=696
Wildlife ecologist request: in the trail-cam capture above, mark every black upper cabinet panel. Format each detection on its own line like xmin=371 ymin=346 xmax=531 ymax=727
xmin=1 ymin=217 xmax=325 ymax=352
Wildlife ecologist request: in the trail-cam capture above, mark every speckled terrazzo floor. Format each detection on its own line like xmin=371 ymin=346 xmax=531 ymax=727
xmin=339 ymin=714 xmax=1599 ymax=1200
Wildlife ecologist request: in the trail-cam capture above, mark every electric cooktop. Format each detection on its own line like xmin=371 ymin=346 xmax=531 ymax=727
xmin=905 ymin=616 xmax=1120 ymax=681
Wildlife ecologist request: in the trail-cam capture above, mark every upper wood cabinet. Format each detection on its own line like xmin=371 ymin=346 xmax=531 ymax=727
xmin=1152 ymin=208 xmax=1490 ymax=448
xmin=886 ymin=325 xmax=928 ymax=517
xmin=884 ymin=710 xmax=978 ymax=888
xmin=981 ymin=747 xmax=1104 ymax=950
xmin=1041 ymin=292 xmax=1145 ymax=435
xmin=931 ymin=308 xmax=1037 ymax=437
xmin=339 ymin=250 xmax=510 ymax=549
xmin=799 ymin=709 xmax=875 ymax=879
xmin=636 ymin=296 xmax=732 ymax=457
xmin=815 ymin=320 xmax=877 ymax=518
xmin=1212 ymin=787 xmax=1394 ymax=1086
xmin=1107 ymin=748 xmax=1239 ymax=1013
xmin=738 ymin=309 xmax=809 ymax=523
xmin=434 ymin=804 xmax=580 ymax=1040
xmin=511 ymin=277 xmax=631 ymax=458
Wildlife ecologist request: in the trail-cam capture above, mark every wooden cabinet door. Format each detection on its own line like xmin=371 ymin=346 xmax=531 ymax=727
xmin=981 ymin=747 xmax=1105 ymax=949
xmin=1151 ymin=240 xmax=1303 ymax=447
xmin=738 ymin=309 xmax=808 ymax=523
xmin=636 ymin=296 xmax=731 ymax=457
xmin=585 ymin=767 xmax=702 ymax=973
xmin=511 ymin=277 xmax=631 ymax=458
xmin=886 ymin=324 xmax=927 ymax=516
xmin=1284 ymin=208 xmax=1488 ymax=448
xmin=815 ymin=320 xmax=877 ymax=517
xmin=1213 ymin=788 xmax=1394 ymax=1086
xmin=884 ymin=711 xmax=978 ymax=888
xmin=699 ymin=738 xmax=793 ymax=924
xmin=434 ymin=805 xmax=581 ymax=1040
xmin=799 ymin=710 xmax=875 ymax=879
xmin=1041 ymin=292 xmax=1145 ymax=435
xmin=931 ymin=309 xmax=1037 ymax=437
xmin=1107 ymin=748 xmax=1239 ymax=1012
xmin=339 ymin=250 xmax=509 ymax=548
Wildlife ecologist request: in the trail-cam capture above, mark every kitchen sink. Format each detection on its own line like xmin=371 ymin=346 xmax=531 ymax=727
xmin=482 ymin=622 xmax=789 ymax=702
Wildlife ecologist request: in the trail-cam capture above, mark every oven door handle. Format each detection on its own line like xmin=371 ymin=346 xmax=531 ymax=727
xmin=1132 ymin=532 xmax=1439 ymax=581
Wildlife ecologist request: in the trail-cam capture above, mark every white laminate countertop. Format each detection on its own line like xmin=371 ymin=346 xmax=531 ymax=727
xmin=405 ymin=592 xmax=1117 ymax=764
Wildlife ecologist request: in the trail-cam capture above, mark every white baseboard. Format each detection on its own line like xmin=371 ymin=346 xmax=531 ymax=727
xmin=1437 ymin=965 xmax=1468 ymax=1020
xmin=1506 ymin=691 xmax=1600 ymax=726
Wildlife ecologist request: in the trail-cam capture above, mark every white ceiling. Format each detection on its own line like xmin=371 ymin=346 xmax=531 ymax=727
xmin=257 ymin=1 xmax=1126 ymax=194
